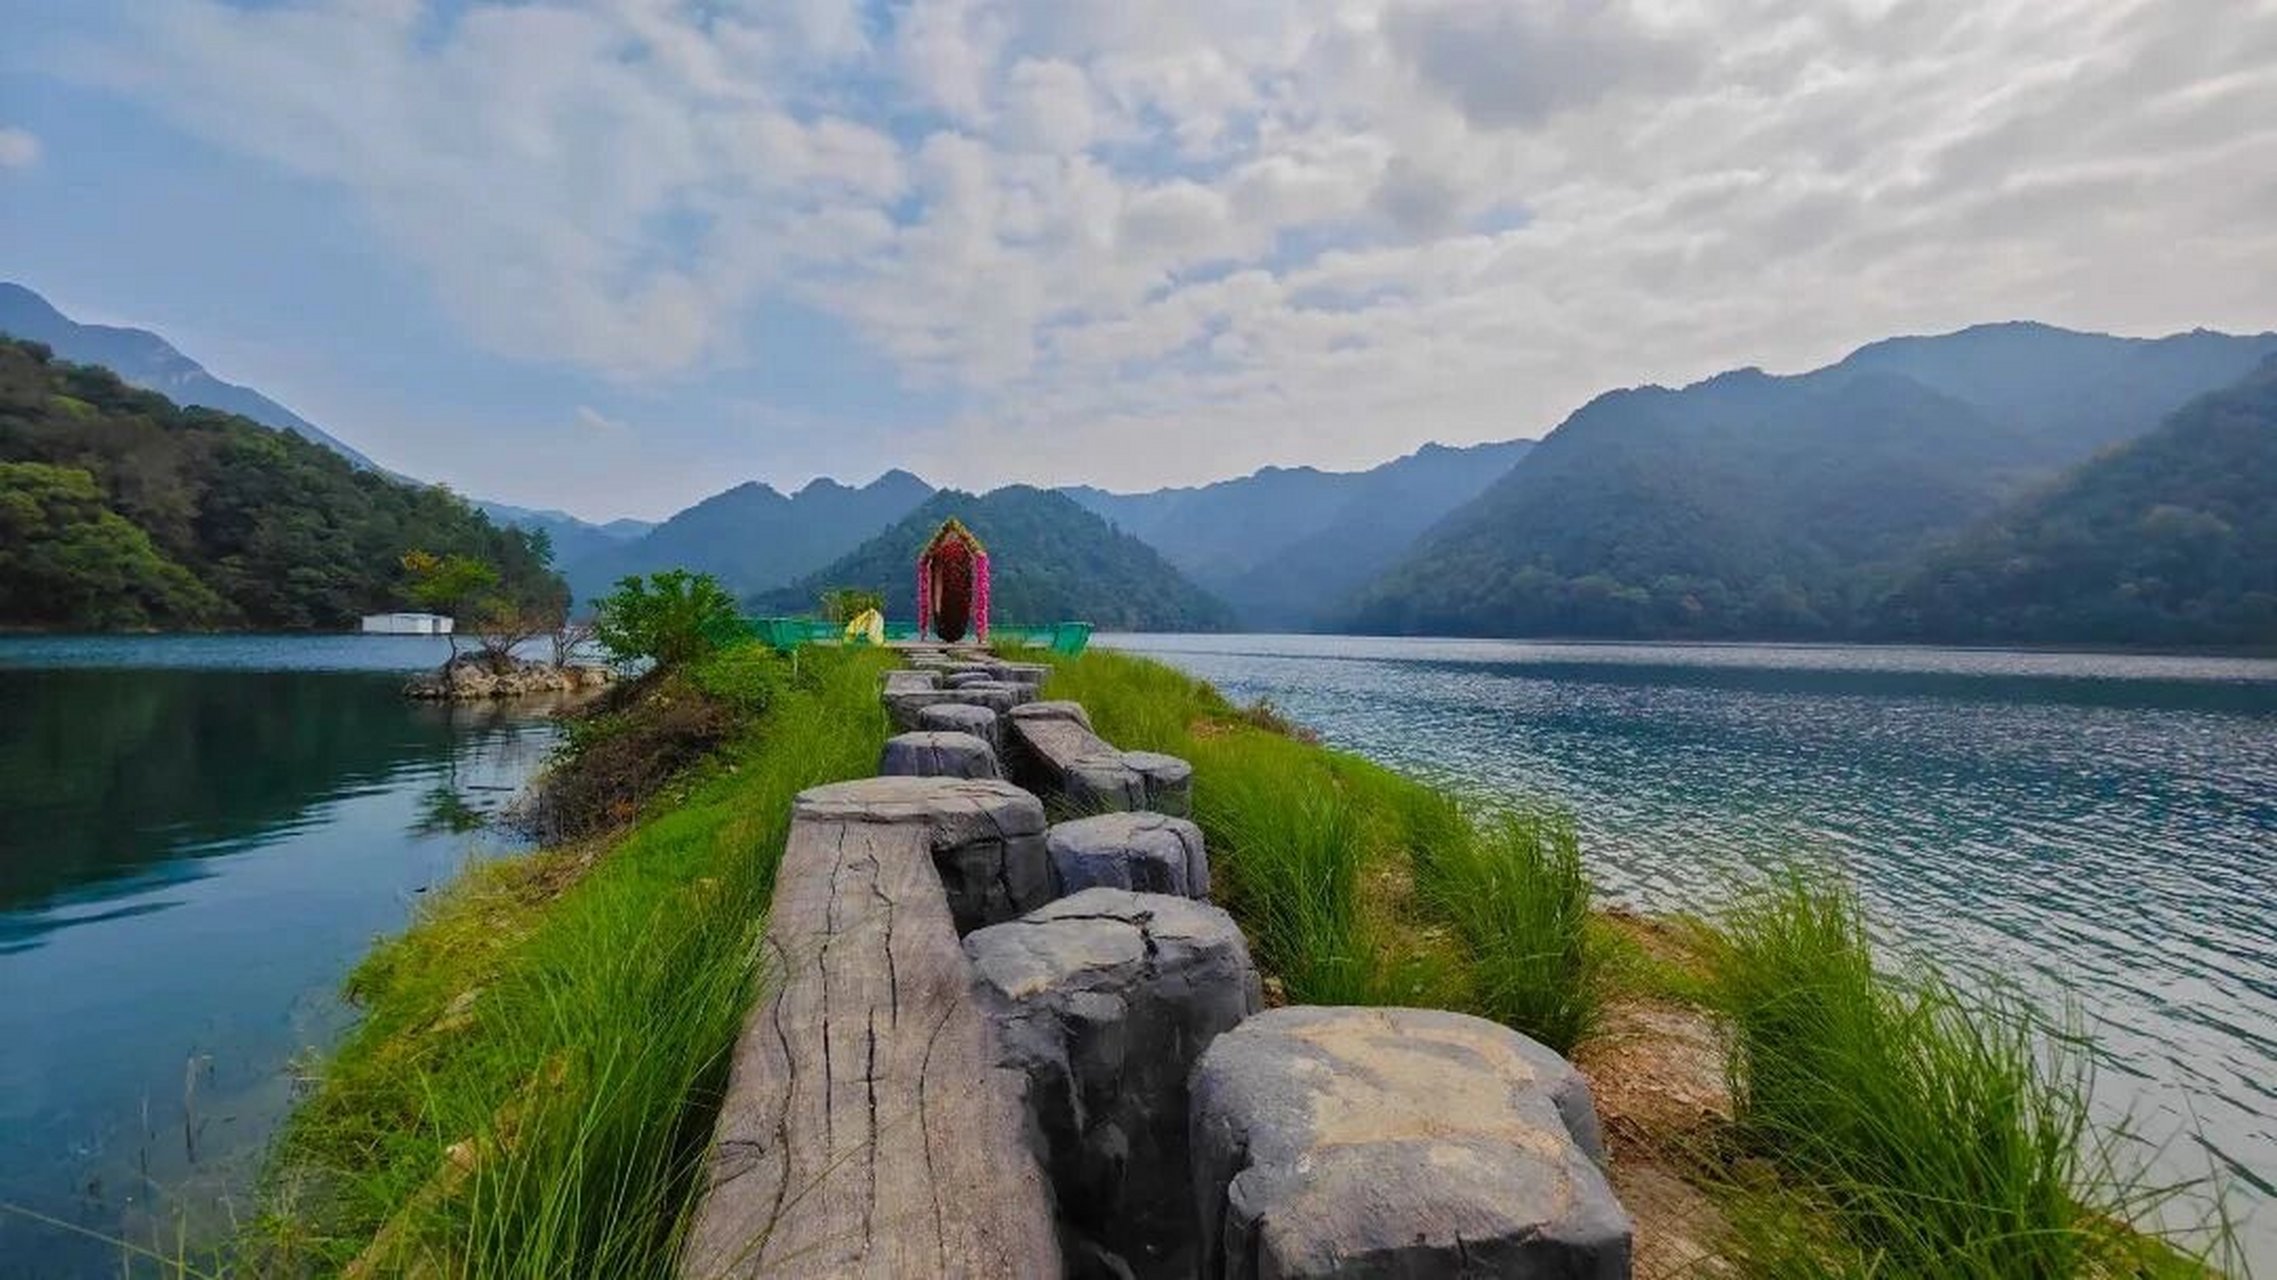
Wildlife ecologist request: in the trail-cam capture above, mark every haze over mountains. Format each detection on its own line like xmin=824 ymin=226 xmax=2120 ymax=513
xmin=6 ymin=280 xmax=2274 ymax=646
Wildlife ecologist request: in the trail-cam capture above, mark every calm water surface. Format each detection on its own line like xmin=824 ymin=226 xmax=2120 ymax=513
xmin=1106 ymin=634 xmax=2277 ymax=1266
xmin=0 ymin=636 xmax=564 ymax=1276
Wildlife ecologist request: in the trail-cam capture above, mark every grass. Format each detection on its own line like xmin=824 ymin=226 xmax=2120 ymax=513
xmin=1035 ymin=648 xmax=1604 ymax=1041
xmin=1705 ymin=869 xmax=2230 ymax=1277
xmin=244 ymin=643 xmax=894 ymax=1277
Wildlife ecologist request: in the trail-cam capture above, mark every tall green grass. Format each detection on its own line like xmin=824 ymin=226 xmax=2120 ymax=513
xmin=1396 ymin=789 xmax=1604 ymax=1054
xmin=1709 ymin=869 xmax=2221 ymax=1277
xmin=251 ymin=645 xmax=894 ymax=1277
xmin=1037 ymin=649 xmax=1604 ymax=1031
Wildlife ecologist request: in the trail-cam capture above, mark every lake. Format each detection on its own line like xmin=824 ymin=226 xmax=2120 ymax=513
xmin=0 ymin=636 xmax=565 ymax=1276
xmin=1103 ymin=634 xmax=2277 ymax=1267
xmin=2 ymin=635 xmax=2272 ymax=1273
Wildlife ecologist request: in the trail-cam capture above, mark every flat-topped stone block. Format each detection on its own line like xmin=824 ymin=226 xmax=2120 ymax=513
xmin=945 ymin=680 xmax=1035 ymax=715
xmin=992 ymin=662 xmax=1050 ymax=687
xmin=884 ymin=668 xmax=940 ymax=694
xmin=879 ymin=731 xmax=1001 ymax=780
xmin=1047 ymin=811 xmax=1209 ymax=898
xmin=1122 ymin=751 xmax=1193 ymax=818
xmin=1009 ymin=699 xmax=1092 ymax=729
xmin=917 ymin=702 xmax=1002 ymax=754
xmin=943 ymin=670 xmax=1000 ymax=689
xmin=883 ymin=686 xmax=969 ymax=731
xmin=682 ymin=781 xmax=1060 ymax=1279
xmin=796 ymin=776 xmax=1051 ymax=932
xmin=1190 ymin=1006 xmax=1629 ymax=1280
xmin=968 ymin=890 xmax=1262 ymax=1277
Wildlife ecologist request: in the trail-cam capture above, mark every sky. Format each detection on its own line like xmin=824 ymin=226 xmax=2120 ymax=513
xmin=3 ymin=0 xmax=2275 ymax=522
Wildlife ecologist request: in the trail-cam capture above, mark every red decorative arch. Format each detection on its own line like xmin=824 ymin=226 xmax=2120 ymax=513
xmin=916 ymin=518 xmax=991 ymax=643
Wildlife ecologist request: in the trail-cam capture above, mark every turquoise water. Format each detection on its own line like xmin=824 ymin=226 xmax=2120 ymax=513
xmin=0 ymin=636 xmax=565 ymax=1276
xmin=1104 ymin=635 xmax=2277 ymax=1267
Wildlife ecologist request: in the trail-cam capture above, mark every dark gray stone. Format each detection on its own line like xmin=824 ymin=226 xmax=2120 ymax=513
xmin=880 ymin=731 xmax=1001 ymax=780
xmin=944 ymin=670 xmax=999 ymax=689
xmin=1010 ymin=699 xmax=1093 ymax=729
xmin=918 ymin=702 xmax=1003 ymax=755
xmin=1189 ymin=1006 xmax=1630 ymax=1280
xmin=884 ymin=668 xmax=940 ymax=695
xmin=795 ymin=776 xmax=1051 ymax=933
xmin=1123 ymin=751 xmax=1193 ymax=819
xmin=949 ymin=680 xmax=1035 ymax=715
xmin=884 ymin=687 xmax=968 ymax=731
xmin=993 ymin=662 xmax=1051 ymax=687
xmin=1047 ymin=812 xmax=1209 ymax=898
xmin=967 ymin=889 xmax=1262 ymax=1277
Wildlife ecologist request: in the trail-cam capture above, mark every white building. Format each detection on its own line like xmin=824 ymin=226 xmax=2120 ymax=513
xmin=360 ymin=612 xmax=456 ymax=635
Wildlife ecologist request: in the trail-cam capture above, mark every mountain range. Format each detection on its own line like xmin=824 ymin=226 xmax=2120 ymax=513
xmin=757 ymin=486 xmax=1237 ymax=633
xmin=8 ymin=278 xmax=2274 ymax=647
xmin=1347 ymin=323 xmax=2277 ymax=640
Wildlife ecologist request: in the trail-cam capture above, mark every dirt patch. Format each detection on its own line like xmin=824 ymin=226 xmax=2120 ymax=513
xmin=1577 ymin=997 xmax=1738 ymax=1273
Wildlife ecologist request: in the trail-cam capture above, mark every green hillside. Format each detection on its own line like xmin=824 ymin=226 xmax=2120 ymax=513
xmin=759 ymin=485 xmax=1235 ymax=632
xmin=1348 ymin=324 xmax=2277 ymax=640
xmin=0 ymin=338 xmax=559 ymax=630
xmin=1880 ymin=359 xmax=2277 ymax=648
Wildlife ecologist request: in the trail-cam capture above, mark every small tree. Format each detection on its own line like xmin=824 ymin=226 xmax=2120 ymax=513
xmin=592 ymin=569 xmax=742 ymax=670
xmin=819 ymin=587 xmax=886 ymax=625
xmin=401 ymin=549 xmax=499 ymax=660
xmin=550 ymin=615 xmax=597 ymax=668
xmin=470 ymin=595 xmax=563 ymax=670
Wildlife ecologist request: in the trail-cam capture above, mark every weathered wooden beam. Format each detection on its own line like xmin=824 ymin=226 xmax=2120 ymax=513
xmin=680 ymin=778 xmax=1061 ymax=1279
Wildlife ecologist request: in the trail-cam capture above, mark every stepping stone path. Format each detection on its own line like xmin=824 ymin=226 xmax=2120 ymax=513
xmin=967 ymin=888 xmax=1262 ymax=1277
xmin=1046 ymin=810 xmax=1210 ymax=898
xmin=1006 ymin=702 xmax=1192 ymax=816
xmin=682 ymin=776 xmax=1060 ymax=1278
xmin=917 ymin=702 xmax=1002 ymax=754
xmin=879 ymin=730 xmax=1001 ymax=780
xmin=1190 ymin=1006 xmax=1631 ymax=1280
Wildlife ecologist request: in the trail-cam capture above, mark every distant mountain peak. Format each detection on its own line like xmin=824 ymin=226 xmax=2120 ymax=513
xmin=0 ymin=281 xmax=384 ymax=472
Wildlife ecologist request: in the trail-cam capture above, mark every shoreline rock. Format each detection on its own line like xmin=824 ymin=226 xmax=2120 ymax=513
xmin=404 ymin=655 xmax=616 ymax=700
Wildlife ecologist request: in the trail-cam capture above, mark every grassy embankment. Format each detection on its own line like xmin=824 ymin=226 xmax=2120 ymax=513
xmin=241 ymin=640 xmax=2227 ymax=1278
xmin=244 ymin=643 xmax=895 ymax=1278
xmin=1032 ymin=646 xmax=2232 ymax=1277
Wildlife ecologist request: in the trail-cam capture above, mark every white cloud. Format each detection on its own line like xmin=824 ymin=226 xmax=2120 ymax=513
xmin=0 ymin=126 xmax=40 ymax=168
xmin=48 ymin=0 xmax=2277 ymax=492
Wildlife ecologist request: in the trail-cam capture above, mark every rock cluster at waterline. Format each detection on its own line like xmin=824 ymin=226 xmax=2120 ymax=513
xmin=403 ymin=655 xmax=615 ymax=700
xmin=681 ymin=643 xmax=1634 ymax=1279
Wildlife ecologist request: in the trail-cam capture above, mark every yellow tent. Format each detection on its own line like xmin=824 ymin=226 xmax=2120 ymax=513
xmin=843 ymin=607 xmax=885 ymax=646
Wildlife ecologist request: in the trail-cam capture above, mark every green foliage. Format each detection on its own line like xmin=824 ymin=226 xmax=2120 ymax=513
xmin=1707 ymin=868 xmax=2220 ymax=1276
xmin=591 ymin=570 xmax=744 ymax=669
xmin=1399 ymin=794 xmax=1604 ymax=1053
xmin=816 ymin=586 xmax=885 ymax=625
xmin=759 ymin=486 xmax=1236 ymax=632
xmin=0 ymin=338 xmax=562 ymax=630
xmin=0 ymin=460 xmax=225 ymax=627
xmin=1881 ymin=359 xmax=2277 ymax=648
xmin=401 ymin=549 xmax=499 ymax=619
xmin=1349 ymin=337 xmax=2277 ymax=648
xmin=250 ymin=646 xmax=896 ymax=1277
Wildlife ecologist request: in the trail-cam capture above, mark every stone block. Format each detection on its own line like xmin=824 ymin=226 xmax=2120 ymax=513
xmin=1190 ymin=1006 xmax=1629 ymax=1280
xmin=796 ymin=776 xmax=1051 ymax=933
xmin=917 ymin=702 xmax=1002 ymax=754
xmin=880 ymin=730 xmax=1001 ymax=780
xmin=1047 ymin=811 xmax=1210 ymax=898
xmin=968 ymin=889 xmax=1262 ymax=1277
xmin=1123 ymin=751 xmax=1193 ymax=818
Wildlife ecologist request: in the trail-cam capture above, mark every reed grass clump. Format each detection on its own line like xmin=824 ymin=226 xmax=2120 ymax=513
xmin=250 ymin=644 xmax=894 ymax=1278
xmin=1709 ymin=869 xmax=2216 ymax=1277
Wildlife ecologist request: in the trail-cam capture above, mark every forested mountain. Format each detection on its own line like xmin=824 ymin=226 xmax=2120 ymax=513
xmin=1 ymin=281 xmax=383 ymax=471
xmin=1879 ymin=359 xmax=2277 ymax=647
xmin=761 ymin=486 xmax=1236 ymax=632
xmin=0 ymin=338 xmax=558 ymax=630
xmin=1064 ymin=438 xmax=1531 ymax=629
xmin=564 ymin=469 xmax=933 ymax=606
xmin=477 ymin=500 xmax=654 ymax=570
xmin=1348 ymin=324 xmax=2277 ymax=640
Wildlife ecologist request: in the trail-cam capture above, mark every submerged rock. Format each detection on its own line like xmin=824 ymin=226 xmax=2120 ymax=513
xmin=1189 ymin=1006 xmax=1630 ymax=1279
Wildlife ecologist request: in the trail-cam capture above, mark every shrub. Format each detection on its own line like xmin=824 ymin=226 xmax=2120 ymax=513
xmin=592 ymin=570 xmax=742 ymax=670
